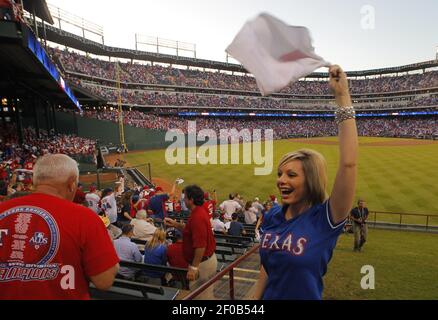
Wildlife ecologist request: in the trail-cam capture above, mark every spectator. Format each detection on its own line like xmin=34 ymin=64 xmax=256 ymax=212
xmin=164 ymin=185 xmax=217 ymax=299
xmin=350 ymin=199 xmax=369 ymax=252
xmin=219 ymin=193 xmax=242 ymax=222
xmin=0 ymin=154 xmax=119 ymax=299
xmin=85 ymin=184 xmax=100 ymax=214
xmin=148 ymin=183 xmax=176 ymax=221
xmin=117 ymin=191 xmax=134 ymax=227
xmin=101 ymin=214 xmax=122 ymax=241
xmin=254 ymin=65 xmax=357 ymax=300
xmin=255 ymin=200 xmax=273 ymax=237
xmin=143 ymin=228 xmax=168 ymax=285
xmin=101 ymin=188 xmax=117 ymax=225
xmin=113 ymin=224 xmax=143 ymax=280
xmin=227 ymin=212 xmax=247 ymax=237
xmin=202 ymin=190 xmax=217 ymax=221
xmin=211 ymin=210 xmax=227 ymax=234
xmin=252 ymin=197 xmax=264 ymax=219
xmin=166 ymin=228 xmax=189 ymax=269
xmin=130 ymin=209 xmax=157 ymax=241
xmin=73 ymin=183 xmax=86 ymax=205
xmin=180 ymin=189 xmax=190 ymax=217
xmin=244 ymin=201 xmax=258 ymax=225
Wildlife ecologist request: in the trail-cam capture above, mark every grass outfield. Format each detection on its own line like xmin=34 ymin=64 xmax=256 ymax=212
xmin=324 ymin=229 xmax=438 ymax=299
xmin=125 ymin=137 xmax=438 ymax=223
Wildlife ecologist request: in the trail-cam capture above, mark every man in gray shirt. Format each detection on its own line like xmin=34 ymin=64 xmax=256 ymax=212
xmin=113 ymin=224 xmax=143 ymax=279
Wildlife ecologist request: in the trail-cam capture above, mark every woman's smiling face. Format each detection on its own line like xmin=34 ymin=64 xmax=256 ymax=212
xmin=277 ymin=160 xmax=308 ymax=206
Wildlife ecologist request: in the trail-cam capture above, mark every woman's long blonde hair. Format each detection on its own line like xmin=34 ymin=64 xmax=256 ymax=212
xmin=145 ymin=228 xmax=166 ymax=250
xmin=278 ymin=149 xmax=328 ymax=207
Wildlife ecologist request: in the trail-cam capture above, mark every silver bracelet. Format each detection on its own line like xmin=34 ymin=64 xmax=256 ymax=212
xmin=335 ymin=106 xmax=356 ymax=125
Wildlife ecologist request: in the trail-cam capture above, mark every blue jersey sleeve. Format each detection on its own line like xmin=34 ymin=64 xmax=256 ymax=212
xmin=313 ymin=200 xmax=346 ymax=235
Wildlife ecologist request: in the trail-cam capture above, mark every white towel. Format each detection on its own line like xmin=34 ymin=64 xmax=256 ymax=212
xmin=226 ymin=13 xmax=330 ymax=96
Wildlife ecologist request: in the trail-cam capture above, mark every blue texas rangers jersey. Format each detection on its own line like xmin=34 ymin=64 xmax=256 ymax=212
xmin=259 ymin=200 xmax=345 ymax=300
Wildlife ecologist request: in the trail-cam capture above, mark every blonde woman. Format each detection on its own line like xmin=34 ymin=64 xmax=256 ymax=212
xmin=143 ymin=228 xmax=168 ymax=284
xmin=254 ymin=65 xmax=358 ymax=300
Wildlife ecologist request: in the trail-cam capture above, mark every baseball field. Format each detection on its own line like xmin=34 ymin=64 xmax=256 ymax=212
xmin=124 ymin=136 xmax=438 ymax=224
xmin=325 ymin=228 xmax=438 ymax=299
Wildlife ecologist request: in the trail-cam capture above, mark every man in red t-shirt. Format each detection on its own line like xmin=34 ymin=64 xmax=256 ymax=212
xmin=166 ymin=229 xmax=188 ymax=269
xmin=0 ymin=154 xmax=119 ymax=300
xmin=202 ymin=191 xmax=217 ymax=221
xmin=73 ymin=183 xmax=86 ymax=205
xmin=164 ymin=185 xmax=216 ymax=299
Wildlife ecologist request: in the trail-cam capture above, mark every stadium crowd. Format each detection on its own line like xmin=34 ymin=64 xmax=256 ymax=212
xmin=67 ymin=177 xmax=271 ymax=286
xmin=50 ymin=47 xmax=438 ymax=95
xmin=0 ymin=125 xmax=96 ymax=197
xmin=78 ymin=109 xmax=438 ymax=139
xmin=77 ymin=82 xmax=438 ymax=111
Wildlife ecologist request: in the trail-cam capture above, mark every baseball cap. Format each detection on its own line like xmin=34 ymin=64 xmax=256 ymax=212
xmin=270 ymin=195 xmax=276 ymax=201
xmin=204 ymin=192 xmax=209 ymax=200
xmin=100 ymin=215 xmax=110 ymax=228
xmin=89 ymin=185 xmax=97 ymax=192
xmin=166 ymin=228 xmax=183 ymax=240
xmin=155 ymin=186 xmax=163 ymax=192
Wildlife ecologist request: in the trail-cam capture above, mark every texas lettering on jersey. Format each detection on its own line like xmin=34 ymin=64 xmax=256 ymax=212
xmin=260 ymin=232 xmax=308 ymax=256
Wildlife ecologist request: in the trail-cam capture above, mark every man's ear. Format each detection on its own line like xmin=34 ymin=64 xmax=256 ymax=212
xmin=68 ymin=176 xmax=78 ymax=193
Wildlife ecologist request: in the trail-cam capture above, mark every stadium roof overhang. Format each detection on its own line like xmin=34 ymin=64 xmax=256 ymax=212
xmin=0 ymin=21 xmax=80 ymax=110
xmin=22 ymin=0 xmax=54 ymax=25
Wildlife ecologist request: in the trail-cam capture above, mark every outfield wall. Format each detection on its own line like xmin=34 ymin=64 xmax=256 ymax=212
xmin=24 ymin=111 xmax=174 ymax=151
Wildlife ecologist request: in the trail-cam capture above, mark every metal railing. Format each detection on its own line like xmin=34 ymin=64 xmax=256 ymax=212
xmin=367 ymin=211 xmax=438 ymax=230
xmin=183 ymin=244 xmax=260 ymax=300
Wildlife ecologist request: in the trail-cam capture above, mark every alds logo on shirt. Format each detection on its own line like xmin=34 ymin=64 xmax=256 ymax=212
xmin=0 ymin=206 xmax=60 ymax=282
xmin=29 ymin=232 xmax=48 ymax=250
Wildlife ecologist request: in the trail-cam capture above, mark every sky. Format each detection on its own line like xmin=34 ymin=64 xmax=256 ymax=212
xmin=47 ymin=0 xmax=438 ymax=71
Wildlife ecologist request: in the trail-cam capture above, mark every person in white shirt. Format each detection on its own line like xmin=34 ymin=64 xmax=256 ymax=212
xmin=101 ymin=188 xmax=117 ymax=224
xmin=219 ymin=194 xmax=242 ymax=221
xmin=130 ymin=209 xmax=157 ymax=241
xmin=211 ymin=211 xmax=227 ymax=234
xmin=85 ymin=184 xmax=100 ymax=214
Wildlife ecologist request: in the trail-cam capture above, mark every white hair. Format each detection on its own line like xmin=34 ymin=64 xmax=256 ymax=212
xmin=136 ymin=210 xmax=147 ymax=219
xmin=33 ymin=154 xmax=79 ymax=185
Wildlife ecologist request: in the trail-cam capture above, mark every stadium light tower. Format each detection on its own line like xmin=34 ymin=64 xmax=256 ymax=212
xmin=115 ymin=62 xmax=128 ymax=153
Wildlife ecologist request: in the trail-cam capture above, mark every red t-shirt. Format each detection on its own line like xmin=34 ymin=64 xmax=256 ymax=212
xmin=73 ymin=189 xmax=86 ymax=204
xmin=202 ymin=200 xmax=217 ymax=220
xmin=182 ymin=206 xmax=216 ymax=263
xmin=0 ymin=193 xmax=119 ymax=300
xmin=167 ymin=241 xmax=188 ymax=269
